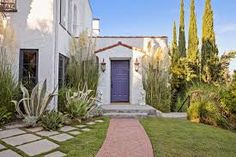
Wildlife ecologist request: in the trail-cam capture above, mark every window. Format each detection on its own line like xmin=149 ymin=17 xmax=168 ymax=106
xmin=19 ymin=49 xmax=38 ymax=88
xmin=73 ymin=5 xmax=78 ymax=35
xmin=0 ymin=0 xmax=17 ymax=12
xmin=60 ymin=0 xmax=66 ymax=28
xmin=67 ymin=0 xmax=72 ymax=33
xmin=58 ymin=54 xmax=69 ymax=88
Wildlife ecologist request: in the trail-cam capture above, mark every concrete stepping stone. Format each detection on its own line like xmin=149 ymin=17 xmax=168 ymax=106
xmin=0 ymin=129 xmax=25 ymax=139
xmin=95 ymin=120 xmax=104 ymax=123
xmin=16 ymin=139 xmax=59 ymax=156
xmin=60 ymin=126 xmax=77 ymax=132
xmin=0 ymin=144 xmax=5 ymax=150
xmin=0 ymin=149 xmax=22 ymax=157
xmin=50 ymin=133 xmax=73 ymax=142
xmin=45 ymin=151 xmax=66 ymax=157
xmin=76 ymin=125 xmax=86 ymax=128
xmin=36 ymin=131 xmax=59 ymax=137
xmin=86 ymin=122 xmax=96 ymax=125
xmin=25 ymin=127 xmax=43 ymax=132
xmin=2 ymin=134 xmax=41 ymax=146
xmin=69 ymin=131 xmax=81 ymax=136
xmin=5 ymin=124 xmax=25 ymax=129
xmin=81 ymin=128 xmax=91 ymax=132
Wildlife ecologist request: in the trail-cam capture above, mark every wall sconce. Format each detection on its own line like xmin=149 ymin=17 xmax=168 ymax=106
xmin=100 ymin=59 xmax=106 ymax=72
xmin=134 ymin=58 xmax=140 ymax=72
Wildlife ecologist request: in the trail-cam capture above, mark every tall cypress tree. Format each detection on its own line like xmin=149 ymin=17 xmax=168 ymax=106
xmin=178 ymin=0 xmax=186 ymax=57
xmin=201 ymin=0 xmax=219 ymax=82
xmin=187 ymin=0 xmax=199 ymax=81
xmin=172 ymin=22 xmax=179 ymax=63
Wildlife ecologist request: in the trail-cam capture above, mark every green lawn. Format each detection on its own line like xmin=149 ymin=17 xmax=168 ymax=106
xmin=141 ymin=118 xmax=236 ymax=157
xmin=58 ymin=117 xmax=109 ymax=157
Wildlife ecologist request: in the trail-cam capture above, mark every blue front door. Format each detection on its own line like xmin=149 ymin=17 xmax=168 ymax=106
xmin=111 ymin=60 xmax=130 ymax=102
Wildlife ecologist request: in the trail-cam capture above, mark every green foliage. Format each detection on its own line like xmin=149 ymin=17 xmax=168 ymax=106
xmin=187 ymin=83 xmax=235 ymax=130
xmin=11 ymin=80 xmax=57 ymax=127
xmin=65 ymin=84 xmax=96 ymax=119
xmin=58 ymin=86 xmax=72 ymax=112
xmin=67 ymin=31 xmax=98 ymax=95
xmin=187 ymin=0 xmax=200 ymax=82
xmin=41 ymin=112 xmax=65 ymax=131
xmin=201 ymin=0 xmax=219 ymax=83
xmin=0 ymin=48 xmax=19 ymax=115
xmin=0 ymin=107 xmax=12 ymax=126
xmin=143 ymin=46 xmax=171 ymax=112
xmin=178 ymin=0 xmax=186 ymax=57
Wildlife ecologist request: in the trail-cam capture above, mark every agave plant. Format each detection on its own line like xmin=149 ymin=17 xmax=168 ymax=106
xmin=11 ymin=80 xmax=56 ymax=127
xmin=65 ymin=84 xmax=96 ymax=119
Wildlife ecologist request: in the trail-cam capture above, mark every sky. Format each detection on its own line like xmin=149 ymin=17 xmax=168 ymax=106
xmin=90 ymin=0 xmax=236 ymax=71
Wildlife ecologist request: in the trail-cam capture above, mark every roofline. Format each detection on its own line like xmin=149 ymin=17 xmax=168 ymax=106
xmin=88 ymin=0 xmax=93 ymax=14
xmin=95 ymin=41 xmax=144 ymax=53
xmin=95 ymin=36 xmax=168 ymax=39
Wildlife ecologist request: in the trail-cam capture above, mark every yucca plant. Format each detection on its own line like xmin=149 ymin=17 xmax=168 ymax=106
xmin=11 ymin=80 xmax=57 ymax=127
xmin=65 ymin=84 xmax=96 ymax=119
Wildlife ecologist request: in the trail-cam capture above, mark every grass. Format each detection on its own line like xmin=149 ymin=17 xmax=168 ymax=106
xmin=58 ymin=117 xmax=109 ymax=157
xmin=140 ymin=118 xmax=236 ymax=157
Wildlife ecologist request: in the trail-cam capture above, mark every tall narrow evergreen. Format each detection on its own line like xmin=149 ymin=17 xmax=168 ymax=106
xmin=171 ymin=22 xmax=178 ymax=63
xmin=201 ymin=0 xmax=219 ymax=82
xmin=178 ymin=0 xmax=186 ymax=57
xmin=187 ymin=0 xmax=199 ymax=80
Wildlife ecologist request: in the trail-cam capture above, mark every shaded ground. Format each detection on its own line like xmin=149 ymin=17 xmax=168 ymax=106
xmin=141 ymin=118 xmax=236 ymax=157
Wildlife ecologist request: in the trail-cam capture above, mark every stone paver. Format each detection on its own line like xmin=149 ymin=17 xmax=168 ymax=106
xmin=16 ymin=139 xmax=59 ymax=156
xmin=95 ymin=120 xmax=104 ymax=123
xmin=0 ymin=144 xmax=5 ymax=150
xmin=76 ymin=125 xmax=86 ymax=128
xmin=0 ymin=129 xmax=25 ymax=139
xmin=96 ymin=119 xmax=154 ymax=157
xmin=5 ymin=124 xmax=25 ymax=129
xmin=60 ymin=126 xmax=77 ymax=132
xmin=36 ymin=131 xmax=59 ymax=137
xmin=86 ymin=122 xmax=96 ymax=125
xmin=81 ymin=128 xmax=91 ymax=132
xmin=45 ymin=151 xmax=66 ymax=157
xmin=2 ymin=134 xmax=41 ymax=146
xmin=50 ymin=133 xmax=73 ymax=142
xmin=25 ymin=127 xmax=43 ymax=132
xmin=69 ymin=131 xmax=81 ymax=136
xmin=0 ymin=149 xmax=22 ymax=157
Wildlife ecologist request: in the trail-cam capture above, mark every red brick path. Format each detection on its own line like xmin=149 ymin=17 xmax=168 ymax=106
xmin=96 ymin=119 xmax=154 ymax=157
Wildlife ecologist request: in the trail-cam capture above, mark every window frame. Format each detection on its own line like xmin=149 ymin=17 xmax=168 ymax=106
xmin=19 ymin=49 xmax=39 ymax=86
xmin=58 ymin=53 xmax=69 ymax=88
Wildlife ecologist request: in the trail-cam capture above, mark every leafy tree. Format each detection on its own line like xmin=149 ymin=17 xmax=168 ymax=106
xmin=170 ymin=22 xmax=187 ymax=111
xmin=187 ymin=0 xmax=199 ymax=82
xmin=201 ymin=0 xmax=219 ymax=83
xmin=178 ymin=0 xmax=186 ymax=57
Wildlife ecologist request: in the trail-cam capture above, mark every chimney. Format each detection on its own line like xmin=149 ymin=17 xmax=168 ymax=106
xmin=92 ymin=18 xmax=100 ymax=36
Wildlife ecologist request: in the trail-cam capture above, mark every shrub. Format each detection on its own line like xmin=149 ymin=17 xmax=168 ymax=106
xmin=58 ymin=87 xmax=71 ymax=112
xmin=65 ymin=84 xmax=96 ymax=119
xmin=0 ymin=107 xmax=12 ymax=126
xmin=41 ymin=112 xmax=64 ymax=131
xmin=11 ymin=80 xmax=57 ymax=127
xmin=0 ymin=49 xmax=19 ymax=114
xmin=187 ymin=83 xmax=232 ymax=129
xmin=67 ymin=31 xmax=98 ymax=95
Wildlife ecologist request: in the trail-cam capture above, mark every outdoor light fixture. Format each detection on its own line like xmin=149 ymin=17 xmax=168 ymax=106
xmin=134 ymin=58 xmax=140 ymax=72
xmin=100 ymin=58 xmax=106 ymax=72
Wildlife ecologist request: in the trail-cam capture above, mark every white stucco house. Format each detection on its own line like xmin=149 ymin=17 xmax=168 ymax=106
xmin=0 ymin=0 xmax=169 ymax=109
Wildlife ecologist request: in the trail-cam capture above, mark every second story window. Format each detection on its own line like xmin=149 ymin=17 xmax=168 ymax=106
xmin=60 ymin=0 xmax=66 ymax=28
xmin=0 ymin=0 xmax=17 ymax=12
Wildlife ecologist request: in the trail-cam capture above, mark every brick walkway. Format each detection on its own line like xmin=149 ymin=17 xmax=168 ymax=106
xmin=96 ymin=119 xmax=154 ymax=157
